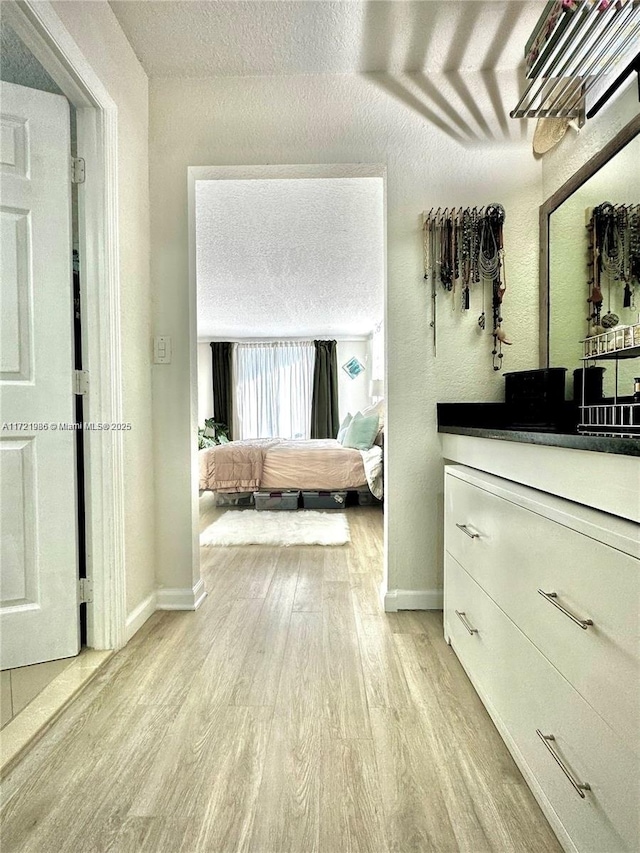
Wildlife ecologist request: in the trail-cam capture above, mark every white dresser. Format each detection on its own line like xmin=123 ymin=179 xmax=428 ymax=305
xmin=444 ymin=464 xmax=640 ymax=853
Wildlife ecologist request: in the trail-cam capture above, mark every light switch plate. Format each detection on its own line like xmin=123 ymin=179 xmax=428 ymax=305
xmin=153 ymin=335 xmax=171 ymax=364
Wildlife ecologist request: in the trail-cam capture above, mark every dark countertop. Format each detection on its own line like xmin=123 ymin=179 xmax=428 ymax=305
xmin=437 ymin=403 xmax=640 ymax=457
xmin=439 ymin=425 xmax=640 ymax=457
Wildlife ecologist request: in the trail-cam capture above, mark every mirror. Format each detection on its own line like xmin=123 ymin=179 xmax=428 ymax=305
xmin=541 ymin=114 xmax=640 ymax=403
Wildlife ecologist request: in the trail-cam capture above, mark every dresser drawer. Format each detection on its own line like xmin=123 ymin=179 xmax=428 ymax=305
xmin=445 ymin=553 xmax=640 ymax=853
xmin=445 ymin=471 xmax=640 ymax=747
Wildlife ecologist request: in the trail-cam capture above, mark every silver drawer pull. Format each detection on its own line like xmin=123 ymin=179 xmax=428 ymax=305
xmin=537 ymin=590 xmax=594 ymax=630
xmin=456 ymin=523 xmax=480 ymax=539
xmin=455 ymin=610 xmax=478 ymax=635
xmin=536 ymin=730 xmax=591 ymax=799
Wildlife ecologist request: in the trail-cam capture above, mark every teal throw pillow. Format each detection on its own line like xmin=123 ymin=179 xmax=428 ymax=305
xmin=342 ymin=413 xmax=380 ymax=450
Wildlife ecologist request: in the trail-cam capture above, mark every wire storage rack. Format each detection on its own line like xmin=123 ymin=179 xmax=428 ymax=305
xmin=511 ymin=0 xmax=640 ymax=124
xmin=579 ymin=323 xmax=640 ymax=437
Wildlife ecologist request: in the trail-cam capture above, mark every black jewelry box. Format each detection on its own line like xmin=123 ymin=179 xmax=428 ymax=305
xmin=504 ymin=368 xmax=567 ymax=431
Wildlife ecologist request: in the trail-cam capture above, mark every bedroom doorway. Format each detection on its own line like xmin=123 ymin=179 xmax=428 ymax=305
xmin=188 ymin=164 xmax=387 ymax=604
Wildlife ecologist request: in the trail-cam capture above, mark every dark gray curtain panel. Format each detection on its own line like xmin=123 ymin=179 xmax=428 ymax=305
xmin=210 ymin=342 xmax=233 ymax=439
xmin=310 ymin=340 xmax=339 ymax=439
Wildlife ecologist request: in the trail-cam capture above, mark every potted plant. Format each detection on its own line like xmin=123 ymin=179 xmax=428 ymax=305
xmin=197 ymin=419 xmax=230 ymax=449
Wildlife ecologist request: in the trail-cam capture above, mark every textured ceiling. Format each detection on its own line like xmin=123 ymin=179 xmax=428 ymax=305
xmin=109 ymin=1 xmax=545 ymax=78
xmin=196 ymin=178 xmax=384 ymax=339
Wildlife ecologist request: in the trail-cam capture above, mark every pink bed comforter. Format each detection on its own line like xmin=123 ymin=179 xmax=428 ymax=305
xmin=199 ymin=438 xmax=368 ymax=493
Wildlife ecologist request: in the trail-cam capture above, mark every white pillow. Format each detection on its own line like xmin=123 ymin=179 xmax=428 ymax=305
xmin=337 ymin=412 xmax=353 ymax=444
xmin=361 ymin=398 xmax=385 ymax=429
xmin=361 ymin=399 xmax=385 ymax=442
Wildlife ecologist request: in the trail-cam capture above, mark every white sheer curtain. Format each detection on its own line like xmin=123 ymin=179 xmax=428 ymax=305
xmin=232 ymin=342 xmax=315 ymax=440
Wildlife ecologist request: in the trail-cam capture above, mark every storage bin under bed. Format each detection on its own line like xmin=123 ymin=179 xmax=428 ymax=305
xmin=254 ymin=490 xmax=300 ymax=510
xmin=357 ymin=488 xmax=382 ymax=506
xmin=301 ymin=490 xmax=348 ymax=509
xmin=214 ymin=492 xmax=254 ymax=508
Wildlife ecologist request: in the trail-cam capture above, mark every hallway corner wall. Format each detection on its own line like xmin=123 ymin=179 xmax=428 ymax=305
xmin=52 ymin=1 xmax=156 ymax=621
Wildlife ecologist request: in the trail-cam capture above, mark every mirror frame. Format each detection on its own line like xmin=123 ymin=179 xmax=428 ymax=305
xmin=539 ymin=111 xmax=640 ymax=367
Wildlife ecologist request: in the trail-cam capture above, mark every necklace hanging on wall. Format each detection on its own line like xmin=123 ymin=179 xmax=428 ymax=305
xmin=479 ymin=204 xmax=510 ymax=370
xmin=461 ymin=208 xmax=472 ymax=312
xmin=589 ymin=202 xmax=639 ymax=335
xmin=422 ymin=203 xmax=510 ymax=369
xmin=423 ymin=212 xmax=437 ymax=355
xmin=478 ymin=281 xmax=486 ymax=330
xmin=586 ymin=216 xmax=601 ymax=334
xmin=601 ymin=202 xmax=621 ymax=328
xmin=454 ymin=208 xmax=461 ymax=299
xmin=629 ymin=206 xmax=640 ymax=306
xmin=440 ymin=211 xmax=454 ymax=291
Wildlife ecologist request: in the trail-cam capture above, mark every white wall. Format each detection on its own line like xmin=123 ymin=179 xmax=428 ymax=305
xmin=336 ymin=340 xmax=372 ymax=423
xmin=370 ymin=322 xmax=384 ymax=382
xmin=150 ymin=69 xmax=542 ymax=601
xmin=52 ymin=2 xmax=155 ymax=617
xmin=542 ymin=84 xmax=640 ymax=200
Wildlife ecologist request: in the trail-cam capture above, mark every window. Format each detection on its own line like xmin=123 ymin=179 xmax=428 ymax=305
xmin=232 ymin=342 xmax=314 ymax=439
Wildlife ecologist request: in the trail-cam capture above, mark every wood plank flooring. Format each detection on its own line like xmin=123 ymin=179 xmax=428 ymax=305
xmin=0 ymin=496 xmax=561 ymax=853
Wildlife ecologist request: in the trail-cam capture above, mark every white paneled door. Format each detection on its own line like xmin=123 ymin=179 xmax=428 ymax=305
xmin=0 ymin=82 xmax=79 ymax=669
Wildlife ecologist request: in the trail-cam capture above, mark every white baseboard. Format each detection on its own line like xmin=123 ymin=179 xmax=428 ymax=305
xmin=157 ymin=579 xmax=207 ymax=611
xmin=125 ymin=591 xmax=157 ymax=641
xmin=384 ymin=588 xmax=443 ymax=612
xmin=192 ymin=578 xmax=207 ymax=609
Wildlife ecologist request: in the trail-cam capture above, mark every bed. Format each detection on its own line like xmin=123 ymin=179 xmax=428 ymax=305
xmin=199 ymin=437 xmax=383 ymax=499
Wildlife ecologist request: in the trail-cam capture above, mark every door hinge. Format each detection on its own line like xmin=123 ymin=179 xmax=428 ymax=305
xmin=71 ymin=157 xmax=85 ymax=184
xmin=74 ymin=370 xmax=89 ymax=395
xmin=78 ymin=578 xmax=93 ymax=604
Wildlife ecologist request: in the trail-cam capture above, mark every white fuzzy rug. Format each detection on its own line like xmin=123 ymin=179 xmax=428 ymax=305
xmin=200 ymin=510 xmax=350 ymax=547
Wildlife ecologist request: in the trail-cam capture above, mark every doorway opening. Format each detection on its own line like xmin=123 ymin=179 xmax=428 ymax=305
xmin=189 ymin=165 xmax=388 ymax=602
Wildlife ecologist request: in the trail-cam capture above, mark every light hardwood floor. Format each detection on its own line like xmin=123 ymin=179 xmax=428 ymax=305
xmin=0 ymin=497 xmax=561 ymax=853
